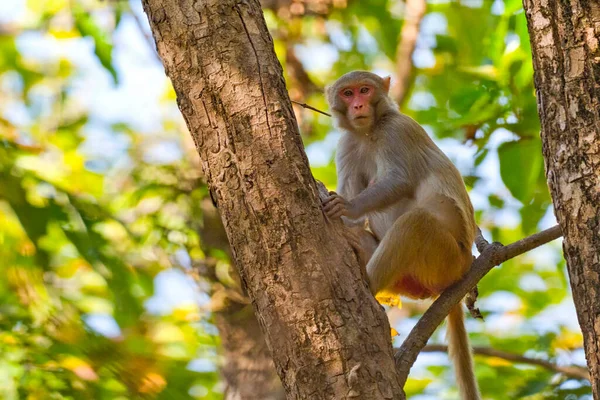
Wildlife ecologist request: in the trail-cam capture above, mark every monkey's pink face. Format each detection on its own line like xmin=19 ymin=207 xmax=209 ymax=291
xmin=339 ymin=84 xmax=375 ymax=129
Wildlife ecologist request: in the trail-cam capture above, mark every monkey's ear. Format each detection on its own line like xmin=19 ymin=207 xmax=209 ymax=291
xmin=382 ymin=76 xmax=391 ymax=94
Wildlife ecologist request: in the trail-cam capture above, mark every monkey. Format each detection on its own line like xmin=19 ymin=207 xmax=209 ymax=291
xmin=322 ymin=71 xmax=480 ymax=400
xmin=339 ymin=218 xmax=379 ymax=281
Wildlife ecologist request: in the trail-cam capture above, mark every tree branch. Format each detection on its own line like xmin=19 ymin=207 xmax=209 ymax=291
xmin=391 ymin=0 xmax=426 ymax=106
xmin=286 ymin=46 xmax=320 ymax=96
xmin=421 ymin=344 xmax=590 ymax=381
xmin=395 ymin=225 xmax=563 ymax=386
xmin=290 ymin=100 xmax=331 ymax=117
xmin=130 ymin=6 xmax=162 ymax=63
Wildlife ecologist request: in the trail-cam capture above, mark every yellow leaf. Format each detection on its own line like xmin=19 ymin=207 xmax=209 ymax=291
xmin=553 ymin=330 xmax=583 ymax=350
xmin=48 ymin=29 xmax=79 ymax=39
xmin=485 ymin=357 xmax=512 ymax=367
xmin=391 ymin=327 xmax=399 ymax=337
xmin=150 ymin=322 xmax=185 ymax=343
xmin=60 ymin=356 xmax=98 ymax=381
xmin=403 ymin=377 xmax=433 ymax=394
xmin=375 ymin=290 xmax=402 ymax=309
xmin=173 ymin=305 xmax=200 ymax=322
xmin=161 ymin=83 xmax=177 ymax=102
xmin=28 ymin=0 xmax=68 ymax=15
xmin=139 ymin=372 xmax=166 ymax=394
xmin=0 ymin=333 xmax=18 ymax=345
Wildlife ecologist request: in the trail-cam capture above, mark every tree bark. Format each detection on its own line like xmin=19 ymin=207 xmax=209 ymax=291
xmin=140 ymin=1 xmax=403 ymax=398
xmin=197 ymin=199 xmax=284 ymax=399
xmin=216 ymin=304 xmax=286 ymax=400
xmin=523 ymin=1 xmax=600 ymax=396
xmin=391 ymin=0 xmax=426 ymax=106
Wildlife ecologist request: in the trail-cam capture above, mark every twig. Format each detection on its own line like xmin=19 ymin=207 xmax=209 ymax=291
xmin=475 ymin=227 xmax=489 ymax=253
xmin=395 ymin=225 xmax=563 ymax=387
xmin=420 ymin=344 xmax=590 ymax=381
xmin=464 ymin=285 xmax=482 ymax=320
xmin=391 ymin=0 xmax=426 ymax=106
xmin=130 ymin=6 xmax=162 ymax=63
xmin=290 ymin=100 xmax=331 ymax=117
xmin=286 ymin=46 xmax=320 ymax=96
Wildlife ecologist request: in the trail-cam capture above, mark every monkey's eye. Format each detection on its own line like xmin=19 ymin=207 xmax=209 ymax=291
xmin=360 ymin=86 xmax=370 ymax=94
xmin=342 ymin=89 xmax=353 ymax=97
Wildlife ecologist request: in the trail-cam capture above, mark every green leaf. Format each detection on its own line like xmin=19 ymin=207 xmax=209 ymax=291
xmin=515 ymin=376 xmax=549 ymax=397
xmin=72 ymin=6 xmax=118 ymax=84
xmin=488 ymin=194 xmax=504 ymax=209
xmin=474 ymin=148 xmax=489 ymax=166
xmin=346 ymin=0 xmax=400 ymax=60
xmin=497 ymin=139 xmax=543 ymax=203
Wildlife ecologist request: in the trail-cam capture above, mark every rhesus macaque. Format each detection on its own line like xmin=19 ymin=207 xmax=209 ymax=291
xmin=340 ymin=223 xmax=379 ymax=280
xmin=323 ymin=71 xmax=480 ymax=400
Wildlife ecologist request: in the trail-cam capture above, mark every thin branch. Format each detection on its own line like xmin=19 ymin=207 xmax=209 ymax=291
xmin=130 ymin=7 xmax=162 ymax=63
xmin=502 ymin=225 xmax=562 ymax=260
xmin=475 ymin=227 xmax=489 ymax=253
xmin=464 ymin=285 xmax=482 ymax=320
xmin=395 ymin=225 xmax=563 ymax=386
xmin=290 ymin=100 xmax=331 ymax=117
xmin=391 ymin=0 xmax=426 ymax=106
xmin=284 ymin=40 xmax=325 ymax=136
xmin=421 ymin=344 xmax=590 ymax=381
xmin=286 ymin=46 xmax=320 ymax=96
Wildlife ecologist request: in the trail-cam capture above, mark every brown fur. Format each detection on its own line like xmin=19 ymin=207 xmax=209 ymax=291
xmin=323 ymin=71 xmax=480 ymax=400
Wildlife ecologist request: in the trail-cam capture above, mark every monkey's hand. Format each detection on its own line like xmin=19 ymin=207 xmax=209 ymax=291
xmin=341 ymin=226 xmax=362 ymax=250
xmin=322 ymin=191 xmax=360 ymax=219
xmin=340 ymin=225 xmax=371 ymax=283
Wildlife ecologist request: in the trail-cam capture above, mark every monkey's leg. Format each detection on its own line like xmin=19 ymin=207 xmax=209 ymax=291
xmin=366 ymin=206 xmax=469 ymax=297
xmin=366 ymin=202 xmax=480 ymax=400
xmin=343 ymin=225 xmax=379 ymax=280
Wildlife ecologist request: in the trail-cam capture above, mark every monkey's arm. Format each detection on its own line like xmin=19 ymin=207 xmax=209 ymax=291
xmin=335 ymin=143 xmax=367 ymax=200
xmin=348 ymin=173 xmax=413 ymax=216
xmin=330 ymin=149 xmax=370 ymax=222
xmin=323 ymin=171 xmax=413 ymax=219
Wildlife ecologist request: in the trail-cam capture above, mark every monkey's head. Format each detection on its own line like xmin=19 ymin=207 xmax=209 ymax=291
xmin=325 ymin=71 xmax=393 ymax=133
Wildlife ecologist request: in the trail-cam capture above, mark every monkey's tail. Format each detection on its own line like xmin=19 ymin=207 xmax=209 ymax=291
xmin=447 ymin=303 xmax=481 ymax=400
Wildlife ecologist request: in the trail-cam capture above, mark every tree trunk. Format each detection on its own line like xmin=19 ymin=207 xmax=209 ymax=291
xmin=197 ymin=199 xmax=283 ymax=399
xmin=140 ymin=1 xmax=403 ymax=398
xmin=523 ymin=0 xmax=600 ymax=396
xmin=216 ymin=304 xmax=285 ymax=400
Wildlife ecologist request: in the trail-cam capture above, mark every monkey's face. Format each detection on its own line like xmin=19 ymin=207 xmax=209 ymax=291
xmin=338 ymin=84 xmax=376 ymax=130
xmin=326 ymin=71 xmax=392 ymax=134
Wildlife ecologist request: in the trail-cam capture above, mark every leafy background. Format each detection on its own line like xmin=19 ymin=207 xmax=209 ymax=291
xmin=0 ymin=0 xmax=589 ymax=399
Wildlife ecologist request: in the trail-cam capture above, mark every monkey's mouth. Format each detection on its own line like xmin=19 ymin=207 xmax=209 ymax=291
xmin=354 ymin=116 xmax=369 ymax=121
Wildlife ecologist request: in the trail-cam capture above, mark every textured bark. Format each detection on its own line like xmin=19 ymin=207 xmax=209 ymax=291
xmin=198 ymin=199 xmax=283 ymax=399
xmin=141 ymin=1 xmax=403 ymax=398
xmin=216 ymin=304 xmax=285 ymax=400
xmin=523 ymin=1 xmax=600 ymax=396
xmin=194 ymin=141 xmax=281 ymax=399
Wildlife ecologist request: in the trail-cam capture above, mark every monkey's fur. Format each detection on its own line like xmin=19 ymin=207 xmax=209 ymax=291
xmin=323 ymin=71 xmax=480 ymax=400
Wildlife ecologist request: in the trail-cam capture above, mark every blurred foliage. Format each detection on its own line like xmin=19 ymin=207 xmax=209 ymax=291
xmin=0 ymin=0 xmax=589 ymax=399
